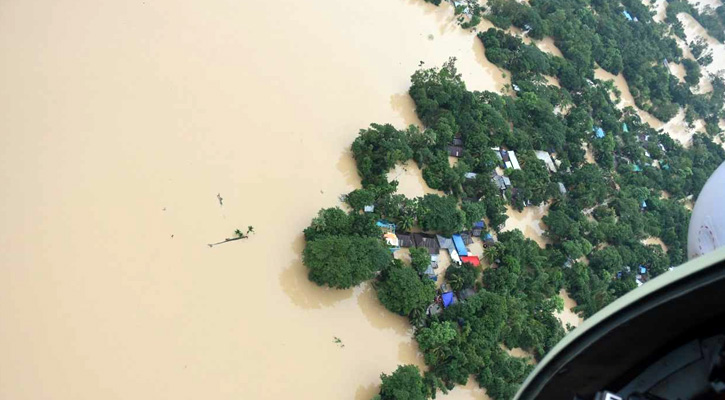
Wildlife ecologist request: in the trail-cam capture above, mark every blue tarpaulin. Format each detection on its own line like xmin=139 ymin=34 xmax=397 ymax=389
xmin=595 ymin=127 xmax=605 ymax=138
xmin=622 ymin=123 xmax=629 ymax=132
xmin=623 ymin=10 xmax=633 ymax=21
xmin=376 ymin=220 xmax=396 ymax=232
xmin=442 ymin=292 xmax=455 ymax=308
xmin=452 ymin=234 xmax=468 ymax=256
xmin=639 ymin=265 xmax=647 ymax=274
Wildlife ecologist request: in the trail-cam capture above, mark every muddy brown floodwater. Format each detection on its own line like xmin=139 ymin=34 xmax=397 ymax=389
xmin=642 ymin=237 xmax=670 ymax=253
xmin=678 ymin=13 xmax=725 ymax=78
xmin=1 ymin=0 xmax=711 ymax=398
xmin=502 ymin=204 xmax=552 ymax=249
xmin=595 ymin=6 xmax=725 ymax=149
xmin=594 ymin=67 xmax=705 ymax=147
xmin=556 ymin=289 xmax=584 ymax=329
xmin=0 ymin=0 xmax=512 ymax=399
xmin=389 ymin=162 xmax=445 ymax=199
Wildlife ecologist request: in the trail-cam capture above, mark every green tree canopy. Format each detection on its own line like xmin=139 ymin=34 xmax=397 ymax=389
xmin=303 ymin=236 xmax=391 ymax=289
xmin=377 ymin=260 xmax=436 ymax=316
xmin=445 ymin=263 xmax=481 ymax=292
xmin=351 ymin=123 xmax=413 ymax=187
xmin=410 ymin=247 xmax=432 ymax=275
xmin=461 ymin=201 xmax=486 ymax=229
xmin=417 ymin=194 xmax=465 ymax=235
xmin=377 ymin=364 xmax=427 ymax=400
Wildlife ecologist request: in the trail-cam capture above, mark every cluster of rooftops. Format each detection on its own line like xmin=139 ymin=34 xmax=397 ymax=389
xmin=615 ymin=264 xmax=651 ymax=287
xmin=376 ymin=219 xmax=495 ymax=315
xmin=595 ymin=123 xmax=672 ymax=172
xmin=450 ymin=139 xmax=569 ymax=201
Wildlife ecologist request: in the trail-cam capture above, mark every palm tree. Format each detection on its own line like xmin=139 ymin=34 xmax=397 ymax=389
xmin=398 ymin=215 xmax=414 ymax=232
xmin=409 ymin=307 xmax=426 ymax=328
xmin=208 ymin=227 xmax=252 ymax=248
xmin=447 ymin=272 xmax=465 ymax=292
xmin=483 ymin=245 xmax=500 ymax=264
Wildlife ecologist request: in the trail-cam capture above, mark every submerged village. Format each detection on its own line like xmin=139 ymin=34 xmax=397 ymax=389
xmin=301 ymin=0 xmax=725 ymax=398
xmin=377 ymin=144 xmax=567 ymax=315
xmin=2 ymin=0 xmax=725 ymax=399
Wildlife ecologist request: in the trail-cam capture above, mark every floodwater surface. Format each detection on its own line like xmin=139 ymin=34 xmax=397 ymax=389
xmin=389 ymin=162 xmax=444 ymax=198
xmin=642 ymin=237 xmax=670 ymax=253
xmin=678 ymin=13 xmax=725 ymax=78
xmin=0 ymin=0 xmax=507 ymax=399
xmin=594 ymin=68 xmax=702 ymax=146
xmin=556 ymin=289 xmax=584 ymax=329
xmin=502 ymin=204 xmax=552 ymax=248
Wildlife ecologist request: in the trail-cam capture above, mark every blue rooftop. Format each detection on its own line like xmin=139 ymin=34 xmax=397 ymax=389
xmin=376 ymin=220 xmax=396 ymax=232
xmin=473 ymin=221 xmax=485 ymax=229
xmin=452 ymin=234 xmax=468 ymax=256
xmin=442 ymin=292 xmax=455 ymax=308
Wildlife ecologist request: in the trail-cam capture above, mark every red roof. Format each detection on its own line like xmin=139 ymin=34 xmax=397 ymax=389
xmin=460 ymin=256 xmax=480 ymax=266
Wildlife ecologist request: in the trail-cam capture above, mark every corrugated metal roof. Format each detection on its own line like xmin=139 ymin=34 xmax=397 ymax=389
xmin=509 ymin=151 xmax=521 ymax=170
xmin=452 ymin=234 xmax=468 ymax=256
xmin=461 ymin=256 xmax=480 ymax=266
xmin=447 ymin=145 xmax=464 ymax=157
xmin=396 ymin=232 xmax=414 ymax=248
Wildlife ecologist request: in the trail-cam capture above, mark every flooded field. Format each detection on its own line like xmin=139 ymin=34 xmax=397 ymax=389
xmin=536 ymin=37 xmax=565 ymax=58
xmin=389 ymin=162 xmax=444 ymax=198
xmin=651 ymin=0 xmax=669 ymax=22
xmin=556 ymin=289 xmax=584 ymax=329
xmin=670 ymin=61 xmax=687 ymax=83
xmin=594 ymin=68 xmax=702 ymax=146
xmin=584 ymin=143 xmax=596 ymax=163
xmin=0 ymin=0 xmax=507 ymax=399
xmin=502 ymin=204 xmax=552 ymax=248
xmin=678 ymin=13 xmax=725 ymax=78
xmin=642 ymin=237 xmax=670 ymax=253
xmin=691 ymin=0 xmax=723 ymax=13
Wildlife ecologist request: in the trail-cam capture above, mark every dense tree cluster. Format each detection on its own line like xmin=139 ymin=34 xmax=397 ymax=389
xmin=301 ymin=2 xmax=725 ymax=398
xmin=666 ymin=0 xmax=725 ymax=43
xmin=682 ymin=58 xmax=702 ymax=86
xmin=377 ymin=56 xmax=720 ymax=396
xmin=340 ymin=57 xmax=723 ymax=398
xmin=376 ymin=260 xmax=437 ymax=316
xmin=373 ymin=365 xmax=428 ymax=400
xmin=303 ymin=234 xmax=390 ymax=289
xmin=478 ymin=0 xmax=725 ymax=126
xmin=688 ymin=37 xmax=714 ymax=66
xmin=417 ymin=194 xmax=466 ymax=235
xmin=413 ymin=230 xmax=566 ymax=396
xmin=352 ymin=124 xmax=414 ymax=187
